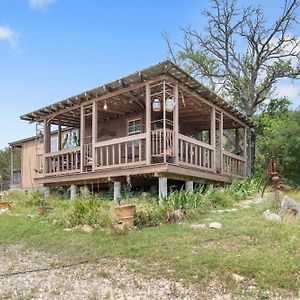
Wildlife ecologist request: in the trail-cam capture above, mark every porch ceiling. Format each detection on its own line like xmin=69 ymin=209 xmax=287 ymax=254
xmin=21 ymin=60 xmax=255 ymax=127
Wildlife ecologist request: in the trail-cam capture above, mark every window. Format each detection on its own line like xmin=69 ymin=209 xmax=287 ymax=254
xmin=128 ymin=118 xmax=141 ymax=136
xmin=51 ymin=136 xmax=58 ymax=152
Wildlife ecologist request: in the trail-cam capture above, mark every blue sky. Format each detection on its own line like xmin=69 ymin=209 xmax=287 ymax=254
xmin=0 ymin=0 xmax=299 ymax=149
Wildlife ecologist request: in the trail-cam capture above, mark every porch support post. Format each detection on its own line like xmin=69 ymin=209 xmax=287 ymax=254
xmin=185 ymin=181 xmax=193 ymax=192
xmin=145 ymin=83 xmax=151 ymax=165
xmin=173 ymin=84 xmax=179 ymax=164
xmin=159 ymin=177 xmax=167 ymax=203
xmin=244 ymin=127 xmax=248 ymax=176
xmin=10 ymin=146 xmax=14 ymax=187
xmin=92 ymin=101 xmax=98 ymax=171
xmin=44 ymin=118 xmax=51 ymax=175
xmin=211 ymin=107 xmax=216 ymax=173
xmin=43 ymin=186 xmax=50 ymax=199
xmin=113 ymin=181 xmax=121 ymax=203
xmin=70 ymin=184 xmax=78 ymax=200
xmin=58 ymin=120 xmax=62 ymax=151
xmin=80 ymin=105 xmax=84 ymax=173
xmin=163 ymin=81 xmax=167 ymax=163
xmin=235 ymin=127 xmax=239 ymax=153
xmin=220 ymin=112 xmax=224 ymax=175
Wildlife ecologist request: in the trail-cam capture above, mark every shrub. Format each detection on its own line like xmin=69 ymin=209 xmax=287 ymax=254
xmin=134 ymin=204 xmax=173 ymax=228
xmin=60 ymin=197 xmax=115 ymax=228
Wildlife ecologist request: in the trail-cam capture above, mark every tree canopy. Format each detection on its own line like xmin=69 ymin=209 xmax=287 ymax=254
xmin=165 ymin=0 xmax=300 ymax=116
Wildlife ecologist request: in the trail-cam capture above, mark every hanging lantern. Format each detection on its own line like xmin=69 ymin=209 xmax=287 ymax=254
xmin=152 ymin=98 xmax=161 ymax=112
xmin=165 ymin=96 xmax=175 ymax=112
xmin=103 ymin=100 xmax=108 ymax=110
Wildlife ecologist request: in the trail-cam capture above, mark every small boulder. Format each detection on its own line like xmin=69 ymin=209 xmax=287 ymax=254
xmin=113 ymin=222 xmax=128 ymax=234
xmin=81 ymin=224 xmax=94 ymax=233
xmin=0 ymin=208 xmax=8 ymax=214
xmin=263 ymin=210 xmax=281 ymax=221
xmin=280 ymin=195 xmax=300 ymax=216
xmin=232 ymin=273 xmax=245 ymax=283
xmin=173 ymin=210 xmax=184 ymax=222
xmin=209 ymin=222 xmax=222 ymax=229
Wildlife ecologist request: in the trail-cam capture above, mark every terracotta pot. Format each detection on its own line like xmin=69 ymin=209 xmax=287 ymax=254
xmin=38 ymin=206 xmax=53 ymax=215
xmin=115 ymin=204 xmax=136 ymax=227
xmin=0 ymin=201 xmax=9 ymax=209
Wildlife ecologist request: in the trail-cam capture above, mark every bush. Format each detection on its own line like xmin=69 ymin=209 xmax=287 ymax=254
xmin=134 ymin=204 xmax=173 ymax=228
xmin=44 ymin=197 xmax=116 ymax=229
xmin=165 ymin=177 xmax=262 ymax=212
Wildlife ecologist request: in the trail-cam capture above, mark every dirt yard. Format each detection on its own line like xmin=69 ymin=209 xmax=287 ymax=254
xmin=0 ymin=244 xmax=232 ymax=300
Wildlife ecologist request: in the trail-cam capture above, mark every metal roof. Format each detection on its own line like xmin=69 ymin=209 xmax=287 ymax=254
xmin=20 ymin=60 xmax=254 ymax=127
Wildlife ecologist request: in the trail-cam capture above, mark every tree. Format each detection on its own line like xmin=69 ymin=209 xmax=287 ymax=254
xmin=165 ymin=0 xmax=300 ymax=116
xmin=0 ymin=147 xmax=11 ymax=190
xmin=254 ymin=98 xmax=300 ymax=184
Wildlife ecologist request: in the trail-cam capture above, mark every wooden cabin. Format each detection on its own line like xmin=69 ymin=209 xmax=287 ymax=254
xmin=10 ymin=61 xmax=254 ymax=199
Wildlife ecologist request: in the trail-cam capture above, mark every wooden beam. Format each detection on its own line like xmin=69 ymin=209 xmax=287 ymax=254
xmin=145 ymin=83 xmax=151 ymax=165
xmin=58 ymin=120 xmax=62 ymax=151
xmin=173 ymin=84 xmax=179 ymax=164
xmin=36 ymin=75 xmax=166 ymax=123
xmin=92 ymin=101 xmax=98 ymax=172
xmin=211 ymin=107 xmax=216 ymax=173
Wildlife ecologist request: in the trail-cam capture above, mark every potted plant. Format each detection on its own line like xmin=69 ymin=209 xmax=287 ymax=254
xmin=0 ymin=200 xmax=9 ymax=210
xmin=37 ymin=198 xmax=53 ymax=215
xmin=114 ymin=185 xmax=136 ymax=227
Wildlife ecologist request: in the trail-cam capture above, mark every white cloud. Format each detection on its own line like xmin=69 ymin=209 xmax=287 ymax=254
xmin=0 ymin=25 xmax=20 ymax=49
xmin=29 ymin=0 xmax=57 ymax=10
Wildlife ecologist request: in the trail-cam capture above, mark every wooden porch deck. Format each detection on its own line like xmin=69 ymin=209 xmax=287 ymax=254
xmin=38 ymin=130 xmax=246 ymax=186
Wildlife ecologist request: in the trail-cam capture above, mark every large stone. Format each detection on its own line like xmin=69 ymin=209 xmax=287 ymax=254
xmin=81 ymin=225 xmax=94 ymax=233
xmin=263 ymin=209 xmax=281 ymax=221
xmin=280 ymin=195 xmax=300 ymax=216
xmin=209 ymin=222 xmax=222 ymax=229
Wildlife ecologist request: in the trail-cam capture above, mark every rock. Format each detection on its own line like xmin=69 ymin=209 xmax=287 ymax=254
xmin=81 ymin=225 xmax=94 ymax=233
xmin=232 ymin=273 xmax=245 ymax=283
xmin=263 ymin=210 xmax=281 ymax=221
xmin=113 ymin=222 xmax=128 ymax=234
xmin=27 ymin=214 xmax=34 ymax=219
xmin=173 ymin=210 xmax=184 ymax=222
xmin=209 ymin=222 xmax=222 ymax=229
xmin=189 ymin=223 xmax=207 ymax=229
xmin=280 ymin=195 xmax=300 ymax=216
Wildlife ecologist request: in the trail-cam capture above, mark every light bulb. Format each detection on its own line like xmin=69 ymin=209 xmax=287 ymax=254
xmin=103 ymin=101 xmax=108 ymax=110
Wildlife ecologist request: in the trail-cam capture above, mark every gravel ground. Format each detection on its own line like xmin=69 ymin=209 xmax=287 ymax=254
xmin=0 ymin=244 xmax=232 ymax=300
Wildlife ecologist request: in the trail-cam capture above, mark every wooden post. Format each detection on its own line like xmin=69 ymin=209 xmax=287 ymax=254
xmin=92 ymin=101 xmax=98 ymax=172
xmin=211 ymin=107 xmax=216 ymax=173
xmin=220 ymin=112 xmax=224 ymax=175
xmin=10 ymin=146 xmax=14 ymax=186
xmin=159 ymin=177 xmax=167 ymax=203
xmin=80 ymin=105 xmax=85 ymax=173
xmin=44 ymin=119 xmax=51 ymax=175
xmin=58 ymin=120 xmax=62 ymax=151
xmin=173 ymin=84 xmax=179 ymax=164
xmin=243 ymin=127 xmax=248 ymax=176
xmin=145 ymin=83 xmax=151 ymax=165
xmin=235 ymin=128 xmax=239 ymax=154
xmin=163 ymin=81 xmax=166 ymax=163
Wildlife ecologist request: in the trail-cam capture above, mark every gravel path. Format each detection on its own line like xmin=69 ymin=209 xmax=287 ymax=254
xmin=0 ymin=244 xmax=230 ymax=300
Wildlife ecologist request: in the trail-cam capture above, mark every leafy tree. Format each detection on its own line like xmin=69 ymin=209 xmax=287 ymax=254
xmin=0 ymin=147 xmax=11 ymax=190
xmin=254 ymin=98 xmax=300 ymax=184
xmin=165 ymin=0 xmax=300 ymax=116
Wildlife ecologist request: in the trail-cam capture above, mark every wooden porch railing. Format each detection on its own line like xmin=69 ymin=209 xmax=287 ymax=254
xmin=41 ymin=132 xmax=246 ymax=178
xmin=178 ymin=134 xmax=214 ymax=172
xmin=151 ymin=128 xmax=174 ymax=157
xmin=45 ymin=147 xmax=81 ymax=174
xmin=222 ymin=150 xmax=246 ymax=177
xmin=94 ymin=133 xmax=147 ymax=169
